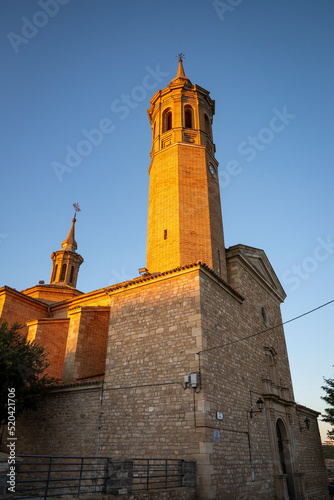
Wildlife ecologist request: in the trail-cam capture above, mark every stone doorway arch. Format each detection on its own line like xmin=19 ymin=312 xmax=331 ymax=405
xmin=276 ymin=418 xmax=296 ymax=499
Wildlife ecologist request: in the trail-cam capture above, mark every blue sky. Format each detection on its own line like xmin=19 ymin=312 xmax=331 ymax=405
xmin=1 ymin=0 xmax=333 ymax=440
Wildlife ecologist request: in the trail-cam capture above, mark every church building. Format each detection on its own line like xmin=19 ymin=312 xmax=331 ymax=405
xmin=0 ymin=59 xmax=329 ymax=499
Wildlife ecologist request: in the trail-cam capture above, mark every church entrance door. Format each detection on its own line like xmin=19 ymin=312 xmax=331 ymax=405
xmin=276 ymin=419 xmax=296 ymax=499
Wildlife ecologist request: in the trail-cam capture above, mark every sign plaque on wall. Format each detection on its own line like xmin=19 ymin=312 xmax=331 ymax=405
xmin=214 ymin=430 xmax=221 ymax=442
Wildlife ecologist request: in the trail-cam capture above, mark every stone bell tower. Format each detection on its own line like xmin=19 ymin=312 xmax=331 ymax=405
xmin=49 ymin=205 xmax=83 ymax=288
xmin=146 ymin=56 xmax=227 ymax=279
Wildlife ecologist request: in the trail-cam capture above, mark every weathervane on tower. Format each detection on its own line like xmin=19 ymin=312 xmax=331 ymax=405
xmin=73 ymin=203 xmax=81 ymax=220
xmin=178 ymin=52 xmax=185 ymax=62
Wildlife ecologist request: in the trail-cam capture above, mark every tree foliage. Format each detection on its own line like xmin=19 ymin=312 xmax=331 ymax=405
xmin=321 ymin=370 xmax=334 ymax=439
xmin=0 ymin=321 xmax=54 ymax=427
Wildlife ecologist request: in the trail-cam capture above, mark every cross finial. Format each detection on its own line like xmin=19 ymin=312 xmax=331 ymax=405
xmin=178 ymin=52 xmax=185 ymax=62
xmin=73 ymin=202 xmax=81 ymax=219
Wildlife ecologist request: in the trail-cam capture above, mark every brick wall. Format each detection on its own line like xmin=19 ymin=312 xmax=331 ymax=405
xmin=62 ymin=306 xmax=110 ymax=381
xmin=146 ymin=82 xmax=226 ymax=279
xmin=0 ymin=287 xmax=49 ymax=335
xmin=23 ymin=284 xmax=83 ymax=304
xmin=146 ymin=144 xmax=180 ymax=273
xmin=178 ymin=143 xmax=215 ymax=270
xmin=50 ymin=291 xmax=110 ymax=319
xmin=27 ymin=318 xmax=69 ymax=380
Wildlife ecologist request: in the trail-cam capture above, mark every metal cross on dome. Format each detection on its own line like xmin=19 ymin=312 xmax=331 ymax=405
xmin=73 ymin=202 xmax=81 ymax=219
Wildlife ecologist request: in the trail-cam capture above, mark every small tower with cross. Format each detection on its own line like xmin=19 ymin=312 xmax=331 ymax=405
xmin=49 ymin=203 xmax=84 ymax=288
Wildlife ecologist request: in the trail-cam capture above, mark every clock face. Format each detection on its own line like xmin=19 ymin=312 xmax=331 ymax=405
xmin=209 ymin=163 xmax=216 ymax=178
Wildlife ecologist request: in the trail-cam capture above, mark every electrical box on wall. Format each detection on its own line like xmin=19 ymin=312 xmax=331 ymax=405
xmin=190 ymin=373 xmax=198 ymax=388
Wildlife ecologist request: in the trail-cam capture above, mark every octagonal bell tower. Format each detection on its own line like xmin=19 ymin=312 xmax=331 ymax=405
xmin=50 ymin=210 xmax=83 ymax=288
xmin=146 ymin=57 xmax=227 ymax=279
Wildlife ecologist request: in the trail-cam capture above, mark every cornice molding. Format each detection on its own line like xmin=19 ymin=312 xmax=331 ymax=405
xmin=226 ymin=244 xmax=286 ymax=303
xmin=0 ymin=286 xmax=48 ymax=310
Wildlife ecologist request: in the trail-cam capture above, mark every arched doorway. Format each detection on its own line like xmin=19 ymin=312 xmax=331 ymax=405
xmin=276 ymin=419 xmax=296 ymax=499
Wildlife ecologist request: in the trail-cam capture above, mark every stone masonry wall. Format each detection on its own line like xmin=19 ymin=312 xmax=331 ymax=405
xmin=7 ymin=264 xmax=329 ymax=499
xmin=226 ymin=254 xmax=294 ymax=396
xmin=295 ymin=407 xmax=330 ymax=500
xmin=232 ymin=258 xmax=328 ymax=499
xmin=216 ymin=253 xmax=329 ymax=499
xmin=99 ymin=270 xmax=206 ymax=464
xmin=12 ymin=383 xmax=102 ymax=456
xmin=198 ymin=267 xmax=278 ymax=499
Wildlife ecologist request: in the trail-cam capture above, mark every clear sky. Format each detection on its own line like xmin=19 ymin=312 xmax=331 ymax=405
xmin=1 ymin=0 xmax=333 ymax=441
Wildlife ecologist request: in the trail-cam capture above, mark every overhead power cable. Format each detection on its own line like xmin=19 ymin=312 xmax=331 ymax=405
xmin=198 ymin=299 xmax=334 ymax=356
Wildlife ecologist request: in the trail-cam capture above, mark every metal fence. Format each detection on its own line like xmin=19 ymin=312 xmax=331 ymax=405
xmin=14 ymin=455 xmax=187 ymax=498
xmin=132 ymin=458 xmax=184 ymax=491
xmin=15 ymin=455 xmax=109 ymax=499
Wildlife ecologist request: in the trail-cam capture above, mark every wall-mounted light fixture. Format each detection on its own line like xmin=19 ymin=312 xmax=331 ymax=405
xmin=300 ymin=417 xmax=310 ymax=433
xmin=249 ymin=397 xmax=265 ymax=419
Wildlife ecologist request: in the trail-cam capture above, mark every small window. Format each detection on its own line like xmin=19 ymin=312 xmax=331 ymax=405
xmin=184 ymin=106 xmax=193 ymax=128
xmin=218 ymin=250 xmax=221 ymax=277
xmin=166 ymin=111 xmax=172 ymax=131
xmin=163 ymin=109 xmax=172 ymax=132
xmin=265 ymin=347 xmax=278 ymax=385
xmin=261 ymin=306 xmax=270 ymax=327
xmin=52 ymin=264 xmax=58 ymax=282
xmin=69 ymin=265 xmax=74 ymax=284
xmin=205 ymin=114 xmax=212 ymax=139
xmin=60 ymin=264 xmax=67 ymax=282
xmin=164 ymin=229 xmax=168 ymax=240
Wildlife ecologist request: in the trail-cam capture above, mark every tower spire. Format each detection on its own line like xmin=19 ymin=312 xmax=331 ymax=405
xmin=176 ymin=53 xmax=186 ymax=78
xmin=50 ymin=204 xmax=83 ymax=288
xmin=61 ymin=203 xmax=81 ymax=251
xmin=62 ymin=218 xmax=77 ymax=252
xmin=170 ymin=53 xmax=189 ymax=85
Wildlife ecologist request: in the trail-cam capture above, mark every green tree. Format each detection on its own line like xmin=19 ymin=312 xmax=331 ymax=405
xmin=0 ymin=321 xmax=54 ymax=431
xmin=321 ymin=370 xmax=334 ymax=439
